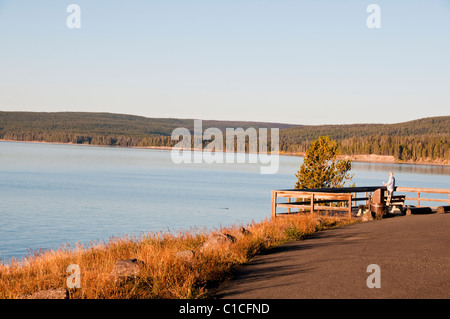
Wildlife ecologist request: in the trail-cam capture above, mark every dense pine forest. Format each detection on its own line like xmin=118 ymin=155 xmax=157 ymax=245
xmin=279 ymin=117 xmax=450 ymax=163
xmin=0 ymin=111 xmax=449 ymax=164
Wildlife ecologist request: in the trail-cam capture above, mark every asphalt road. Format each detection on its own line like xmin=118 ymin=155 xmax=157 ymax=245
xmin=214 ymin=213 xmax=450 ymax=299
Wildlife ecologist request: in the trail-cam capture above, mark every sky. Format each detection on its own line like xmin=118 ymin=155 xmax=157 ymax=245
xmin=0 ymin=0 xmax=449 ymax=125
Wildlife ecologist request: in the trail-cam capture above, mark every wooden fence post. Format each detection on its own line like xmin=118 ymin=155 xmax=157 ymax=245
xmin=348 ymin=194 xmax=352 ymax=219
xmin=272 ymin=191 xmax=277 ymax=219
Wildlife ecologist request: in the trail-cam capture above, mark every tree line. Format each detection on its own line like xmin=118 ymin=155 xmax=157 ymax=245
xmin=280 ymin=134 xmax=449 ymax=162
xmin=1 ymin=111 xmax=448 ymax=163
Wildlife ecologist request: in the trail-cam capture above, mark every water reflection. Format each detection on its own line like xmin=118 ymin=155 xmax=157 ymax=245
xmin=351 ymin=161 xmax=450 ymax=176
xmin=278 ymin=155 xmax=449 ymax=176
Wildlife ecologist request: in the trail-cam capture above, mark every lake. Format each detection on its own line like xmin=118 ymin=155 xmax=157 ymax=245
xmin=1 ymin=141 xmax=449 ymax=263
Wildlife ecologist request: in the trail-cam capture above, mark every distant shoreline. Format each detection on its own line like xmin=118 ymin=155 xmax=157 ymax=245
xmin=1 ymin=138 xmax=449 ymax=167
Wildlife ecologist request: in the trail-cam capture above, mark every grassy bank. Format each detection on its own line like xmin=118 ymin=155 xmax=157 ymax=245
xmin=0 ymin=214 xmax=357 ymax=299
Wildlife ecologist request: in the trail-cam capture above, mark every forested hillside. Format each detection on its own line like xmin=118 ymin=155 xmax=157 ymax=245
xmin=0 ymin=112 xmax=291 ymax=147
xmin=279 ymin=117 xmax=450 ymax=163
xmin=0 ymin=111 xmax=449 ymax=164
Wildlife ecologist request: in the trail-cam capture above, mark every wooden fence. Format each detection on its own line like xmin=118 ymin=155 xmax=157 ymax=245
xmin=396 ymin=187 xmax=450 ymax=208
xmin=272 ymin=189 xmax=355 ymax=219
xmin=271 ymin=186 xmax=450 ymax=219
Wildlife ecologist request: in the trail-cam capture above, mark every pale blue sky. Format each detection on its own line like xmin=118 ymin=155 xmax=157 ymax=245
xmin=0 ymin=0 xmax=449 ymax=125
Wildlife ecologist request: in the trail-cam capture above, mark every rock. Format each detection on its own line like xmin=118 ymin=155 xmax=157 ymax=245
xmin=175 ymin=250 xmax=195 ymax=261
xmin=361 ymin=210 xmax=374 ymax=222
xmin=437 ymin=206 xmax=450 ymax=214
xmin=200 ymin=233 xmax=236 ymax=251
xmin=110 ymin=258 xmax=144 ymax=280
xmin=19 ymin=287 xmax=68 ymax=299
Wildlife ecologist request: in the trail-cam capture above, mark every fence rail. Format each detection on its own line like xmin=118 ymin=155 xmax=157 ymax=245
xmin=272 ymin=190 xmax=353 ymax=219
xmin=271 ymin=186 xmax=450 ymax=219
xmin=396 ymin=187 xmax=450 ymax=208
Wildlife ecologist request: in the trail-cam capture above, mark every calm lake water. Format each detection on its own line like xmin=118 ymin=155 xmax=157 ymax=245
xmin=1 ymin=141 xmax=449 ymax=263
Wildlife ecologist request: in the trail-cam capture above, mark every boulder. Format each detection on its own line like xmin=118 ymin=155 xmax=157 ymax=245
xmin=19 ymin=287 xmax=68 ymax=299
xmin=110 ymin=258 xmax=144 ymax=280
xmin=175 ymin=250 xmax=195 ymax=261
xmin=200 ymin=233 xmax=236 ymax=252
xmin=361 ymin=210 xmax=374 ymax=221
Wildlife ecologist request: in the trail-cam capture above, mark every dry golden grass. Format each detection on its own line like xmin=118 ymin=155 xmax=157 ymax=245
xmin=0 ymin=213 xmax=357 ymax=299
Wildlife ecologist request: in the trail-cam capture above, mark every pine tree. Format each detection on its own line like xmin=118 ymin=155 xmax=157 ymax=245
xmin=295 ymin=136 xmax=353 ymax=189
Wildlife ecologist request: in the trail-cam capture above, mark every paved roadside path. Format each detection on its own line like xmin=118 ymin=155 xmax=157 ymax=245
xmin=214 ymin=214 xmax=450 ymax=299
